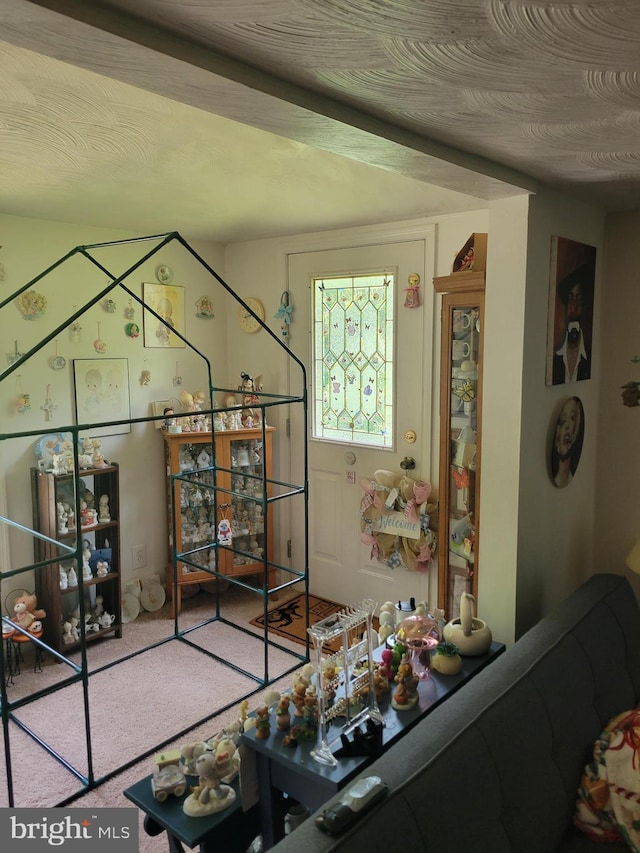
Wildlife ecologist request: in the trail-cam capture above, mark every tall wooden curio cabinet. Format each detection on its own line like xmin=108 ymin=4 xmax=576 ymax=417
xmin=434 ymin=234 xmax=486 ymax=620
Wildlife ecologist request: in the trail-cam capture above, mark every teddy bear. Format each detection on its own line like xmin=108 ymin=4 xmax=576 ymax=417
xmin=13 ymin=593 xmax=46 ymax=633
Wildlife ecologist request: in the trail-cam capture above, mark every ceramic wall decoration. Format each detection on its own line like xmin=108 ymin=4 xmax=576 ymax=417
xmin=195 ymin=295 xmax=214 ymax=319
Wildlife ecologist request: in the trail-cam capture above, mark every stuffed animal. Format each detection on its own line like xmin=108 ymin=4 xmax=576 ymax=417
xmin=13 ymin=593 xmax=46 ymax=632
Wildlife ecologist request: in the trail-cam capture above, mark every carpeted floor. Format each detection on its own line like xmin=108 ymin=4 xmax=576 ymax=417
xmin=0 ymin=584 xmax=306 ymax=851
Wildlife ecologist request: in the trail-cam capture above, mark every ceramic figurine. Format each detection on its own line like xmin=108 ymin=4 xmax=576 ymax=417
xmin=57 ymin=501 xmax=68 ymax=534
xmin=59 ymin=565 xmax=68 ymax=590
xmin=83 ymin=562 xmax=93 ymax=582
xmin=96 ymin=560 xmax=109 ymax=577
xmin=67 ymin=566 xmax=78 ymax=588
xmin=182 ymin=751 xmax=237 ymax=817
xmin=276 ymin=695 xmax=291 ymax=731
xmin=98 ymin=494 xmax=110 ymax=522
xmin=255 ymin=705 xmax=271 ymax=739
xmin=392 ymin=653 xmax=419 ymax=711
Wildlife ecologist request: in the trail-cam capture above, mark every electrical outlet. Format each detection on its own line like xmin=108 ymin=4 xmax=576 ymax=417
xmin=132 ymin=544 xmax=146 ymax=569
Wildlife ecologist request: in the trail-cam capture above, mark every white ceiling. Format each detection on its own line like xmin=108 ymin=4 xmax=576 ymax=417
xmin=1 ymin=0 xmax=638 ymax=243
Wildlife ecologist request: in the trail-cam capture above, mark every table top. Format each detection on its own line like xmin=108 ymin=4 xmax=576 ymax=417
xmin=241 ymin=640 xmax=505 ymax=791
xmin=124 ymin=773 xmax=244 ymax=848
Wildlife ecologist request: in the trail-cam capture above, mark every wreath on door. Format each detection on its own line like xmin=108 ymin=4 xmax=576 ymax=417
xmin=360 ymin=470 xmax=437 ymax=573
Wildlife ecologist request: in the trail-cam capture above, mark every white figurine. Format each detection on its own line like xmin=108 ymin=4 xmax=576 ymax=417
xmin=98 ymin=494 xmax=110 ymax=522
xmin=62 ymin=621 xmax=74 ymax=644
xmin=96 ymin=560 xmax=109 ymax=577
xmin=57 ymin=501 xmax=68 ymax=534
xmin=67 ymin=566 xmax=78 ymax=588
xmin=83 ymin=561 xmax=93 ymax=582
xmin=59 ymin=565 xmax=68 ymax=590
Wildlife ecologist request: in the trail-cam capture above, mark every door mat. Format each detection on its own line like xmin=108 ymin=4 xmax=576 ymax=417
xmin=249 ymin=594 xmax=378 ymax=654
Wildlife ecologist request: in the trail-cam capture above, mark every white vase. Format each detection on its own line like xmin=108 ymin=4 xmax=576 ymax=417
xmin=443 ymin=593 xmax=492 ymax=656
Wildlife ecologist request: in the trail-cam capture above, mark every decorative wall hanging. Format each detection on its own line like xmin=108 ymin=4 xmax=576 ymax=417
xmin=403 ymin=273 xmax=421 ymax=308
xmin=274 ymin=290 xmax=292 ymax=338
xmin=143 ymin=282 xmax=185 ymax=348
xmin=48 ymin=340 xmax=66 ymax=370
xmin=72 ymin=357 xmax=131 ymax=436
xmin=359 ymin=469 xmax=437 ymax=572
xmin=125 ymin=322 xmax=140 ymax=339
xmin=93 ymin=322 xmax=106 ymax=353
xmin=16 ymin=289 xmax=46 ymax=319
xmin=173 ymin=361 xmax=182 ymax=386
xmin=6 ymin=340 xmax=23 ymax=366
xmin=154 ymin=263 xmax=174 ymax=284
xmin=140 ymin=361 xmax=151 ymax=386
xmin=41 ymin=385 xmax=57 ymax=421
xmin=124 ymin=298 xmax=135 ymax=320
xmin=15 ymin=375 xmax=30 ymax=413
xmin=103 ymin=298 xmax=117 ymax=313
xmin=549 ymin=396 xmax=584 ymax=488
xmin=195 ymin=295 xmax=214 ymax=319
xmin=69 ymin=308 xmax=82 ymax=343
xmin=546 ymin=236 xmax=596 ymax=386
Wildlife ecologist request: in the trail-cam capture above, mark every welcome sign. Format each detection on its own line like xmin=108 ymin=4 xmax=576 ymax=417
xmin=370 ymin=510 xmax=420 ymax=540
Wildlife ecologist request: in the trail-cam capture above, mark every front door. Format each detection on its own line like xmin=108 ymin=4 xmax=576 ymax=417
xmin=286 ymin=235 xmax=436 ymax=610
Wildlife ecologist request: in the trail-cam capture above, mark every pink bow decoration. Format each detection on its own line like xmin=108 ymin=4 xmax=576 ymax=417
xmin=404 ymin=499 xmax=419 ymax=523
xmin=361 ymin=532 xmax=379 ymax=560
xmin=413 ymin=480 xmax=432 ymax=504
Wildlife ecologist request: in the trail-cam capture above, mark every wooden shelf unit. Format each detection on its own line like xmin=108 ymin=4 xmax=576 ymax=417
xmin=31 ymin=463 xmax=122 ymax=652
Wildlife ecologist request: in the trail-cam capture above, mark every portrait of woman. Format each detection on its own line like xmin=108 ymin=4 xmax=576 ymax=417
xmin=550 ymin=396 xmax=585 ymax=488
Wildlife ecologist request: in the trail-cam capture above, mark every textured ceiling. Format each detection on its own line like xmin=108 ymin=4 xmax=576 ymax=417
xmin=1 ymin=0 xmax=638 ymax=242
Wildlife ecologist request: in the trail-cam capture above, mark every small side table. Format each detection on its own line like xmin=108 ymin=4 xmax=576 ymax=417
xmin=124 ymin=774 xmax=261 ymax=853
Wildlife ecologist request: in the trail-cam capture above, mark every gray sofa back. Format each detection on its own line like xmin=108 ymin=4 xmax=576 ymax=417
xmin=271 ymin=573 xmax=640 ymax=853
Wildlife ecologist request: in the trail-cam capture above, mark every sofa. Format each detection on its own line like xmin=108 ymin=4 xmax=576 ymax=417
xmin=270 ymin=573 xmax=640 ymax=853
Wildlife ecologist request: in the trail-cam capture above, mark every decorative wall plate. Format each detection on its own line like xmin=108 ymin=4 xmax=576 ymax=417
xmin=238 ymin=297 xmax=265 ymax=333
xmin=155 ymin=264 xmax=174 ymax=284
xmin=121 ymin=592 xmax=140 ymax=623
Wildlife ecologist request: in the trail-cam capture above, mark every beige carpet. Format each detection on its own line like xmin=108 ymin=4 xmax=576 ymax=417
xmin=1 ymin=586 xmax=305 ymax=851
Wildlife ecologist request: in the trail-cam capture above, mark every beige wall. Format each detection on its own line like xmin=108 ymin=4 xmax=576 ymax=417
xmin=516 ymin=191 xmax=605 ymax=636
xmin=598 ymin=211 xmax=640 ymax=598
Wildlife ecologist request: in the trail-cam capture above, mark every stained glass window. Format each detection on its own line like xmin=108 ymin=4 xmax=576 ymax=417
xmin=313 ymin=272 xmax=394 ymax=447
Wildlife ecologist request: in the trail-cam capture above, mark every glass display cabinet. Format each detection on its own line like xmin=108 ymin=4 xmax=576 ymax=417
xmin=434 ymin=243 xmax=486 ymax=620
xmin=163 ymin=427 xmax=276 ymax=614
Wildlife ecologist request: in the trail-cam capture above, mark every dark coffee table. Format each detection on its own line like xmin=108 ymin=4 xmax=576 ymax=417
xmin=124 ymin=774 xmax=260 ymax=853
xmin=241 ymin=640 xmax=505 ymax=848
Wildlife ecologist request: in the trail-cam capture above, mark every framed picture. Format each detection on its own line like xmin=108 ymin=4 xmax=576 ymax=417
xmin=546 ymin=236 xmax=596 ymax=385
xmin=143 ymin=282 xmax=186 ymax=348
xmin=549 ymin=396 xmax=584 ymax=488
xmin=73 ymin=358 xmax=131 ymax=436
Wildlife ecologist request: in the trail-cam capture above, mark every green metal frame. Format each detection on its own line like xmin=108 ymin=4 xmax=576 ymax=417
xmin=0 ymin=231 xmax=309 ymax=807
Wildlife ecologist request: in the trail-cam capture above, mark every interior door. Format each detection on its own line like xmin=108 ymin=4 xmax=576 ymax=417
xmin=287 ymin=238 xmax=435 ymax=609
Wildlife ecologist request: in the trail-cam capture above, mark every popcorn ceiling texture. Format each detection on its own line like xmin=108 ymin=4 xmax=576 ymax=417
xmin=0 ymin=0 xmax=638 ymax=245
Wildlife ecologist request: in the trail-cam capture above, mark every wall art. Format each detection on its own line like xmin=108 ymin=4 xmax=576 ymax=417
xmin=546 ymin=236 xmax=596 ymax=386
xmin=549 ymin=396 xmax=584 ymax=488
xmin=73 ymin=357 xmax=131 ymax=436
xmin=143 ymin=282 xmax=185 ymax=348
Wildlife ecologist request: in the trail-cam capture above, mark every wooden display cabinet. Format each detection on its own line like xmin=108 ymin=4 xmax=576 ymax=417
xmin=433 ymin=269 xmax=485 ymax=620
xmin=31 ymin=463 xmax=122 ymax=652
xmin=162 ymin=427 xmax=276 ymax=614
